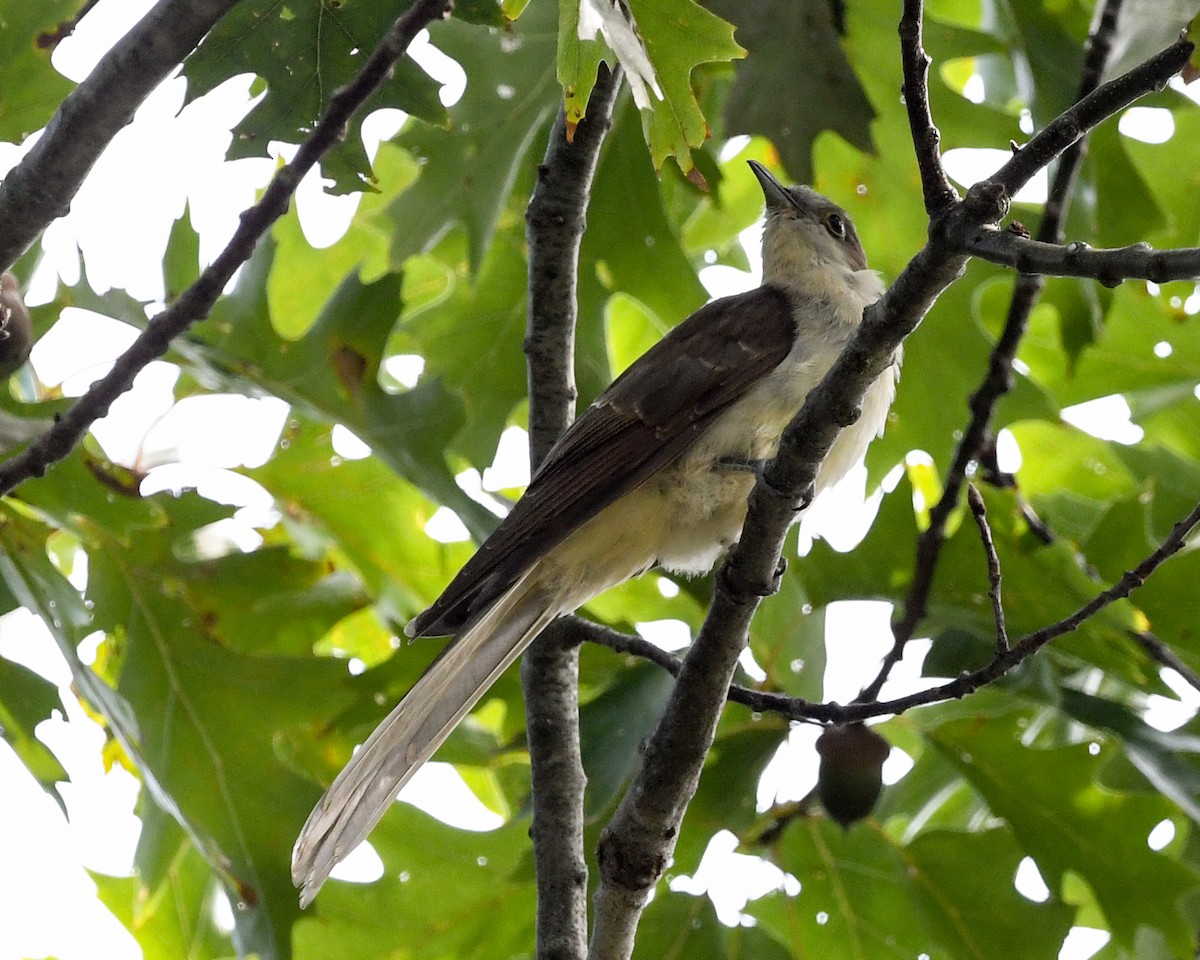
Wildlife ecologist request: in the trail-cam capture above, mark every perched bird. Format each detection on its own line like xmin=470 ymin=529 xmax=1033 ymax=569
xmin=0 ymin=273 xmax=33 ymax=379
xmin=292 ymin=160 xmax=898 ymax=905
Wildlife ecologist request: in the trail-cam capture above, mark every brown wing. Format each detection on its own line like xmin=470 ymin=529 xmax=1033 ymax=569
xmin=409 ymin=284 xmax=796 ymax=637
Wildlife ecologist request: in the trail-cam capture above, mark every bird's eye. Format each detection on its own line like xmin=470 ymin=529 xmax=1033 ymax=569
xmin=825 ymin=213 xmax=847 ymax=240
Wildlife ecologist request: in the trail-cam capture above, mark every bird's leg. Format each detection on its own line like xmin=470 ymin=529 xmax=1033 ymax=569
xmin=718 ymin=457 xmax=814 ymax=515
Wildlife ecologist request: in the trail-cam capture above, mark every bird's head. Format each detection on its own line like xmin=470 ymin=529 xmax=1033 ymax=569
xmin=748 ymin=160 xmax=869 ymax=287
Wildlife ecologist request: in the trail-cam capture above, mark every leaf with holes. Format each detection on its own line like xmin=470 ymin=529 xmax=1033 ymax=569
xmin=182 ymin=0 xmax=447 ymax=194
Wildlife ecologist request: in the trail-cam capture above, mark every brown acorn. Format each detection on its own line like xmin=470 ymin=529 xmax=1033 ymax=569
xmin=0 ymin=272 xmax=32 ymax=379
xmin=816 ymin=723 xmax=890 ymax=828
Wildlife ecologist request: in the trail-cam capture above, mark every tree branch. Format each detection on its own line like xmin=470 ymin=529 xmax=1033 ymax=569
xmin=861 ymin=0 xmax=1138 ymax=704
xmin=898 ymin=0 xmax=958 ymax=216
xmin=0 ymin=0 xmax=455 ymax=498
xmin=521 ymin=63 xmax=622 ymax=960
xmin=965 ymin=230 xmax=1200 ymax=283
xmin=991 ymin=32 xmax=1194 ymax=200
xmin=815 ymin=497 xmax=1200 ymax=723
xmin=1134 ymin=631 xmax=1200 ymax=694
xmin=0 ymin=0 xmax=244 ymax=272
xmin=967 ymin=484 xmax=1008 ymax=652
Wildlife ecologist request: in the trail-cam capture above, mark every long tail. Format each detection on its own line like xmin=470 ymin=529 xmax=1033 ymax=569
xmin=291 ymin=572 xmax=558 ymax=907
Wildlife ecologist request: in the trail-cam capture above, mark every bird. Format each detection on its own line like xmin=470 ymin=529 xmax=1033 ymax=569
xmin=0 ymin=272 xmax=33 ymax=379
xmin=292 ymin=159 xmax=899 ymax=906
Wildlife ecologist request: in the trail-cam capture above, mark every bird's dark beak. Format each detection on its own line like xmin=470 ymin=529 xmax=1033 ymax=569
xmin=748 ymin=159 xmax=795 ymax=215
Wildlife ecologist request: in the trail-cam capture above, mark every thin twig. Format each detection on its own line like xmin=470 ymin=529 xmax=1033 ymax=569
xmin=521 ymin=63 xmax=622 ymax=960
xmin=967 ymin=484 xmax=1008 ymax=652
xmin=801 ymin=495 xmax=1200 ymax=724
xmin=1134 ymin=631 xmax=1200 ymax=694
xmin=573 ymin=482 xmax=1200 ymax=723
xmin=0 ymin=0 xmax=455 ymax=497
xmin=898 ymin=0 xmax=958 ymax=215
xmin=567 ymin=616 xmax=801 ymax=716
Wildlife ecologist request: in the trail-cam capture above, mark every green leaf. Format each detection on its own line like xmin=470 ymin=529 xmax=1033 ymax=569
xmin=93 ymin=838 xmax=233 ymax=960
xmin=16 ymin=450 xmax=169 ymax=544
xmin=0 ymin=0 xmax=76 ymax=142
xmin=632 ymin=892 xmax=728 ymax=960
xmin=575 ymin=95 xmax=710 ymax=397
xmin=268 ymin=142 xmax=418 ymax=338
xmin=705 ymin=0 xmax=875 ymax=185
xmin=749 ymin=819 xmax=925 ymax=959
xmin=180 ymin=548 xmax=370 ymax=656
xmin=182 ymin=0 xmax=447 ymax=194
xmin=163 ymin=204 xmax=202 ymax=302
xmin=1087 ymin=123 xmax=1166 ymax=249
xmin=925 ymin=711 xmax=1200 ymax=954
xmin=627 ymin=0 xmax=744 ymax=174
xmin=393 ymin=227 xmax=530 ymax=466
xmin=187 ymin=237 xmax=497 ymax=541
xmin=85 ymin=496 xmax=357 ymax=960
xmin=292 ymin=805 xmax=537 ymax=960
xmin=1060 ymin=688 xmax=1200 ymax=826
xmin=1130 ymin=549 xmax=1200 ymax=666
xmin=749 ymin=572 xmax=826 ymax=702
xmin=579 ymin=663 xmax=675 ymax=816
xmin=675 ymin=724 xmax=786 ymax=873
xmin=904 ymin=828 xmax=1075 ymax=960
xmin=250 ymin=419 xmax=472 ymax=627
xmin=385 ymin=5 xmax=560 ymax=271
xmin=556 ymin=0 xmax=610 ymax=129
xmin=1031 ymin=282 xmax=1200 ymax=412
xmin=0 ymin=656 xmax=67 ymax=806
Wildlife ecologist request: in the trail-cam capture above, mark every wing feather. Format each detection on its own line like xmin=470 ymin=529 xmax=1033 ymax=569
xmin=409 ymin=284 xmax=796 ymax=637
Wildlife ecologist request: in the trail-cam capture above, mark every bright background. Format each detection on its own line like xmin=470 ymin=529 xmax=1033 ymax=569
xmin=2 ymin=3 xmax=1199 ymax=958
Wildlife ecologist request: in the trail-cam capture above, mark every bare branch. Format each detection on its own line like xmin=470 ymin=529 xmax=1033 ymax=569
xmin=0 ymin=0 xmax=455 ymax=498
xmin=991 ymin=33 xmax=1194 ymax=200
xmin=522 ymin=63 xmax=622 ymax=960
xmin=525 ymin=64 xmax=621 ymax=464
xmin=863 ymin=0 xmax=1136 ymax=703
xmin=898 ymin=0 xmax=958 ymax=215
xmin=967 ymin=484 xmax=1008 ymax=652
xmin=1133 ymin=631 xmax=1200 ymax=695
xmin=568 ymin=616 xmax=802 ymax=716
xmin=965 ymin=231 xmax=1200 ymax=283
xmin=821 ymin=498 xmax=1200 ymax=723
xmin=0 ymin=0 xmax=243 ymax=272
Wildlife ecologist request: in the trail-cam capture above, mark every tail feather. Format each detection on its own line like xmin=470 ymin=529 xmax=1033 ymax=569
xmin=292 ymin=573 xmax=557 ymax=907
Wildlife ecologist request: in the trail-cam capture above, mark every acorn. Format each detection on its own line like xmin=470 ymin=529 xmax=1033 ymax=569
xmin=816 ymin=723 xmax=890 ymax=828
xmin=0 ymin=272 xmax=32 ymax=379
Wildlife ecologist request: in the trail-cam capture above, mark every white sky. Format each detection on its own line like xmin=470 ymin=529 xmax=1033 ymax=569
xmin=2 ymin=2 xmax=1199 ymax=959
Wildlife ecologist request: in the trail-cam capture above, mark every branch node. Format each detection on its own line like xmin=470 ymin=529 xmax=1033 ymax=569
xmin=964 ymin=180 xmax=1010 ymax=223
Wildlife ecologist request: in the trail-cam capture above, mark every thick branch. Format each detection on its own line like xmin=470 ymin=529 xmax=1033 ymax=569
xmin=0 ymin=0 xmax=455 ymax=497
xmin=0 ymin=0 xmax=243 ymax=272
xmin=966 ymin=231 xmax=1200 ymax=283
xmin=522 ymin=64 xmax=621 ymax=960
